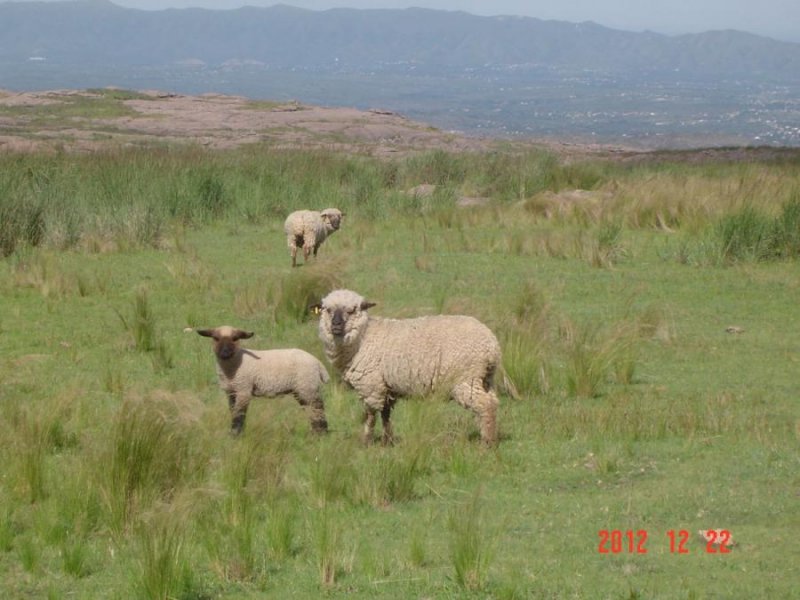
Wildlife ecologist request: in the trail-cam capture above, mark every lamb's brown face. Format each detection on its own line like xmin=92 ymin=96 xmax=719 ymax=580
xmin=215 ymin=336 xmax=238 ymax=360
xmin=197 ymin=326 xmax=254 ymax=360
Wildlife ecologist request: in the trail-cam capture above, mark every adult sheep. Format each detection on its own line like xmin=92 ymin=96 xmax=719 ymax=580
xmin=283 ymin=208 xmax=343 ymax=267
xmin=313 ymin=289 xmax=501 ymax=446
xmin=197 ymin=326 xmax=329 ymax=435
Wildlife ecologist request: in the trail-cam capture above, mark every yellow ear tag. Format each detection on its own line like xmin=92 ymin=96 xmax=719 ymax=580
xmin=313 ymin=306 xmax=321 ymax=315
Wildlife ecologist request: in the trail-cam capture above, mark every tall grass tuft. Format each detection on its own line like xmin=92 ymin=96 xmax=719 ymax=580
xmin=18 ymin=413 xmax=49 ymax=504
xmin=310 ymin=446 xmax=355 ymax=506
xmin=196 ymin=173 xmax=227 ymax=220
xmin=101 ymin=397 xmax=195 ymax=534
xmin=500 ymin=280 xmax=552 ymax=398
xmin=61 ymin=538 xmax=93 ymax=578
xmin=562 ymin=319 xmax=637 ymax=398
xmin=18 ymin=535 xmax=40 ymax=574
xmin=117 ymin=287 xmax=157 ymax=352
xmin=354 ymin=444 xmax=431 ymax=506
xmin=269 ymin=261 xmax=343 ymax=324
xmin=408 ymin=524 xmax=428 ymax=567
xmin=716 ymin=206 xmax=775 ymax=263
xmin=773 ymin=196 xmax=800 ymax=258
xmin=115 ymin=288 xmax=174 ymax=371
xmin=0 ymin=510 xmax=14 ymax=552
xmin=126 ymin=203 xmax=164 ymax=248
xmin=448 ymin=490 xmax=495 ymax=591
xmin=135 ymin=508 xmax=188 ymax=600
xmin=404 ymin=150 xmax=468 ymax=187
xmin=715 ymin=198 xmax=800 ymax=263
xmin=596 ymin=220 xmax=626 ymax=265
xmin=266 ymin=501 xmax=297 ymax=561
xmin=0 ymin=196 xmax=46 ymax=257
xmin=203 ymin=430 xmax=291 ymax=581
xmin=310 ymin=509 xmax=344 ymax=587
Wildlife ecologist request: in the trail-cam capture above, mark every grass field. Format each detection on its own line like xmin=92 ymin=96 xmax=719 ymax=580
xmin=0 ymin=143 xmax=798 ymax=599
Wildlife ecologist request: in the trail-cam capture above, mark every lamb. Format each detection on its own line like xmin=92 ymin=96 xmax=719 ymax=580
xmin=197 ymin=326 xmax=329 ymax=435
xmin=313 ymin=289 xmax=501 ymax=446
xmin=283 ymin=208 xmax=343 ymax=267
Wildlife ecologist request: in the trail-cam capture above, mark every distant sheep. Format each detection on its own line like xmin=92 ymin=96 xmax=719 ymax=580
xmin=313 ymin=289 xmax=501 ymax=446
xmin=197 ymin=326 xmax=329 ymax=435
xmin=283 ymin=208 xmax=343 ymax=267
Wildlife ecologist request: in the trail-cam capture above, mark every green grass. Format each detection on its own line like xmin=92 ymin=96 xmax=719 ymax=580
xmin=0 ymin=90 xmax=144 ymax=123
xmin=0 ymin=144 xmax=798 ymax=598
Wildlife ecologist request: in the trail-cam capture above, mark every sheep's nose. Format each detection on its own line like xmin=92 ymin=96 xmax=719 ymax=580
xmin=331 ymin=311 xmax=345 ymax=335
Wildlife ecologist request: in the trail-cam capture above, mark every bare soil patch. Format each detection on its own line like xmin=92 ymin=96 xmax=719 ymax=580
xmin=0 ymin=88 xmax=495 ymax=156
xmin=2 ymin=88 xmax=799 ymax=165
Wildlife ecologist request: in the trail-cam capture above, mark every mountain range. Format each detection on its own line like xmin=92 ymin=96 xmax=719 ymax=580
xmin=1 ymin=1 xmax=800 ymax=147
xmin=1 ymin=1 xmax=798 ymax=80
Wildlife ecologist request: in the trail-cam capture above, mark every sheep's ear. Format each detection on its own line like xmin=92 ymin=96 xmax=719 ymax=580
xmin=360 ymin=301 xmax=376 ymax=311
xmin=196 ymin=329 xmax=216 ymax=338
xmin=309 ymin=303 xmax=323 ymax=316
xmin=233 ymin=330 xmax=254 ymax=341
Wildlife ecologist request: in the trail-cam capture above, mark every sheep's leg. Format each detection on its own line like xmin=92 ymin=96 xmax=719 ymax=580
xmin=288 ymin=235 xmax=300 ymax=267
xmin=361 ymin=393 xmax=389 ymax=445
xmin=362 ymin=406 xmax=378 ymax=445
xmin=303 ymin=233 xmax=316 ymax=263
xmin=229 ymin=392 xmax=251 ymax=436
xmin=451 ymin=381 xmax=499 ymax=447
xmin=380 ymin=399 xmax=395 ymax=446
xmin=304 ymin=395 xmax=328 ymax=434
xmin=475 ymin=395 xmax=499 ymax=447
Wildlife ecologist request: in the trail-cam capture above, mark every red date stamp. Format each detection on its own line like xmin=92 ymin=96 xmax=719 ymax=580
xmin=598 ymin=529 xmax=648 ymax=554
xmin=598 ymin=529 xmax=733 ymax=554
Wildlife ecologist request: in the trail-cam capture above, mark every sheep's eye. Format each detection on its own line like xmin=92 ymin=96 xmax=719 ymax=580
xmin=347 ymin=307 xmax=356 ymax=314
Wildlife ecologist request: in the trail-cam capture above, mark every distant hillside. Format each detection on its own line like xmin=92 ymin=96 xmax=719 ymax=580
xmin=0 ymin=1 xmax=798 ymax=81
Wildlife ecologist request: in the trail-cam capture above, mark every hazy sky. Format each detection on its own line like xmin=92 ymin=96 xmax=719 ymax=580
xmin=9 ymin=1 xmax=800 ymax=42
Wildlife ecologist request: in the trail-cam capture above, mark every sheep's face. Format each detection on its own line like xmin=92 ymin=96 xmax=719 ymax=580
xmin=197 ymin=326 xmax=254 ymax=361
xmin=321 ymin=208 xmax=343 ymax=232
xmin=317 ymin=289 xmax=375 ymax=345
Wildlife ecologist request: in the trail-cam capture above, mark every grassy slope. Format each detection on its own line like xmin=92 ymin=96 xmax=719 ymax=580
xmin=0 ymin=147 xmax=798 ymax=599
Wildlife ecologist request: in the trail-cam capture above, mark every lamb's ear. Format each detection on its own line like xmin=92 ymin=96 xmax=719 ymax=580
xmin=196 ymin=329 xmax=216 ymax=338
xmin=233 ymin=329 xmax=255 ymax=341
xmin=309 ymin=303 xmax=323 ymax=316
xmin=360 ymin=301 xmax=377 ymax=311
